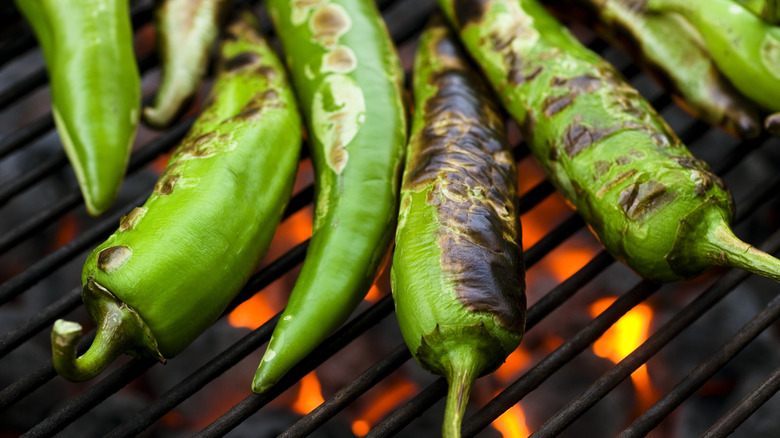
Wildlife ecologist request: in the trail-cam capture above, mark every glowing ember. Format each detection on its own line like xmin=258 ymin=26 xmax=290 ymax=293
xmin=50 ymin=213 xmax=79 ymax=250
xmin=589 ymin=298 xmax=659 ymax=412
xmin=491 ymin=400 xmax=531 ymax=438
xmin=544 ymin=245 xmax=598 ymax=283
xmin=351 ymin=379 xmax=417 ymax=437
xmin=292 ymin=371 xmax=325 ymax=415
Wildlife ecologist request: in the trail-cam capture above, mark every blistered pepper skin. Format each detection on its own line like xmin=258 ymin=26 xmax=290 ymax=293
xmin=251 ymin=0 xmax=408 ymax=393
xmin=439 ymin=0 xmax=780 ymax=283
xmin=50 ymin=13 xmax=302 ymax=382
xmin=392 ymin=18 xmax=525 ymax=438
xmin=15 ymin=0 xmax=140 ymax=216
xmin=647 ymin=0 xmax=780 ymax=112
xmin=552 ymin=0 xmax=761 ymax=139
xmin=143 ymin=0 xmax=233 ymax=128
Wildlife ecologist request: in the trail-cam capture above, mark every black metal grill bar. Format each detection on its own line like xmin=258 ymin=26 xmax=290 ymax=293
xmin=531 ymin=229 xmax=780 ymax=438
xmin=196 ymin=295 xmax=396 ymax=438
xmin=620 ymin=280 xmax=780 ymax=437
xmin=0 ymin=33 xmax=36 ymax=71
xmin=0 ymin=116 xmax=53 ymax=161
xmin=702 ymin=364 xmax=780 ymax=438
xmin=279 ymin=344 xmax=412 ymax=438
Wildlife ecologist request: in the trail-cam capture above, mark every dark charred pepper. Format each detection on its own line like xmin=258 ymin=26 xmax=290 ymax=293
xmin=438 ymin=0 xmax=780 ymax=283
xmin=251 ymin=0 xmax=408 ymax=393
xmin=14 ymin=0 xmax=140 ymax=216
xmin=143 ymin=0 xmax=233 ymax=128
xmin=549 ymin=0 xmax=761 ymax=138
xmin=51 ymin=12 xmax=302 ymax=381
xmin=391 ymin=18 xmax=525 ymax=438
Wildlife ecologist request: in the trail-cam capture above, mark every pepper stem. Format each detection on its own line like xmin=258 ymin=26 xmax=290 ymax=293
xmin=51 ymin=279 xmax=164 ymax=382
xmin=442 ymin=346 xmax=485 ymax=438
xmin=667 ymin=201 xmax=780 ymax=282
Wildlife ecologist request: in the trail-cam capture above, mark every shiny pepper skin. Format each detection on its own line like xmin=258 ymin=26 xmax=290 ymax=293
xmin=648 ymin=0 xmax=780 ymax=113
xmin=391 ymin=18 xmax=525 ymax=438
xmin=251 ymin=0 xmax=408 ymax=393
xmin=15 ymin=0 xmax=140 ymax=216
xmin=50 ymin=12 xmax=302 ymax=382
xmin=550 ymin=0 xmax=761 ymax=139
xmin=143 ymin=0 xmax=233 ymax=128
xmin=438 ymin=0 xmax=780 ymax=283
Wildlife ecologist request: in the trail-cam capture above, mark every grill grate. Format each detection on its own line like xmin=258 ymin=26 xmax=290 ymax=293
xmin=2 ymin=0 xmax=780 ymax=437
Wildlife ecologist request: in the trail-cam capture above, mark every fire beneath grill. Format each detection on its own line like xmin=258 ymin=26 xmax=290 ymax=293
xmin=2 ymin=0 xmax=780 ymax=437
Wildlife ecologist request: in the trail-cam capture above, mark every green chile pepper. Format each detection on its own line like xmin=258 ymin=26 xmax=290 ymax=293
xmin=438 ymin=0 xmax=780 ymax=283
xmin=143 ymin=0 xmax=233 ymax=128
xmin=647 ymin=0 xmax=780 ymax=112
xmin=735 ymin=0 xmax=780 ymax=24
xmin=550 ymin=0 xmax=761 ymax=138
xmin=15 ymin=0 xmax=140 ymax=216
xmin=391 ymin=18 xmax=525 ymax=438
xmin=51 ymin=12 xmax=302 ymax=382
xmin=251 ymin=0 xmax=407 ymax=393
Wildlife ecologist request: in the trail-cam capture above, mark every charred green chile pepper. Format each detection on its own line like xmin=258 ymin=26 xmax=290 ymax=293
xmin=392 ymin=18 xmax=525 ymax=438
xmin=143 ymin=0 xmax=233 ymax=128
xmin=15 ymin=0 xmax=140 ymax=216
xmin=735 ymin=0 xmax=780 ymax=24
xmin=51 ymin=13 xmax=302 ymax=381
xmin=647 ymin=0 xmax=780 ymax=113
xmin=251 ymin=0 xmax=407 ymax=393
xmin=438 ymin=0 xmax=780 ymax=283
xmin=551 ymin=0 xmax=761 ymax=138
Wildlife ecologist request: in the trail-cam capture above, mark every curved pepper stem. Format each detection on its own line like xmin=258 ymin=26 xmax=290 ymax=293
xmin=51 ymin=279 xmax=164 ymax=382
xmin=442 ymin=348 xmax=483 ymax=438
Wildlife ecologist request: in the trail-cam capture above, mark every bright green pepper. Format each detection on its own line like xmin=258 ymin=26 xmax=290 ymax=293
xmin=143 ymin=0 xmax=233 ymax=128
xmin=550 ymin=0 xmax=761 ymax=138
xmin=50 ymin=12 xmax=302 ymax=382
xmin=14 ymin=0 xmax=140 ymax=216
xmin=647 ymin=0 xmax=780 ymax=113
xmin=251 ymin=0 xmax=407 ymax=394
xmin=439 ymin=0 xmax=780 ymax=283
xmin=735 ymin=0 xmax=780 ymax=24
xmin=391 ymin=17 xmax=525 ymax=438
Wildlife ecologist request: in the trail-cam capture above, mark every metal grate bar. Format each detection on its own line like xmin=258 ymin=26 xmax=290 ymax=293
xmin=0 ymin=116 xmax=54 ymax=160
xmin=196 ymin=295 xmax=397 ymax=437
xmin=702 ymin=364 xmax=780 ymax=438
xmin=619 ymin=275 xmax=780 ymax=437
xmin=531 ymin=228 xmax=780 ymax=438
xmin=279 ymin=344 xmax=412 ymax=438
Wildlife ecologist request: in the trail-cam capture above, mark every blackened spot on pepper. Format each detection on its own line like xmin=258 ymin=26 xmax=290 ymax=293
xmin=615 ymin=156 xmax=631 ymax=166
xmin=594 ymin=160 xmax=611 ymax=176
xmin=179 ymin=132 xmax=217 ymax=158
xmin=618 ymin=180 xmax=676 ymax=220
xmin=596 ymin=169 xmax=637 ymax=197
xmin=224 ymin=52 xmax=261 ymax=71
xmin=524 ymin=66 xmax=543 ymax=82
xmin=97 ymin=245 xmax=132 ymax=273
xmin=543 ymin=94 xmax=574 ymax=118
xmin=154 ymin=173 xmax=181 ymax=196
xmin=562 ymin=123 xmax=619 ymax=157
xmin=119 ymin=207 xmax=147 ymax=231
xmin=256 ymin=65 xmax=277 ymax=79
xmin=406 ymin=41 xmax=525 ymax=333
xmin=454 ymin=0 xmax=490 ymax=28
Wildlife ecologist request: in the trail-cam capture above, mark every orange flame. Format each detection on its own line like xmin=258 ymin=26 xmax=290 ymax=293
xmin=491 ymin=400 xmax=531 ymax=438
xmin=50 ymin=213 xmax=79 ymax=250
xmin=292 ymin=371 xmax=325 ymax=415
xmin=589 ymin=298 xmax=659 ymax=413
xmin=228 ymin=293 xmax=279 ymax=330
xmin=351 ymin=379 xmax=417 ymax=437
xmin=494 ymin=348 xmax=532 ymax=384
xmin=364 ymin=284 xmax=383 ymax=302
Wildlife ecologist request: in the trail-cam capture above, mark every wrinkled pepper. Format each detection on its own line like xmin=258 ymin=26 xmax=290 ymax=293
xmin=439 ymin=0 xmax=780 ymax=283
xmin=15 ymin=0 xmax=140 ymax=216
xmin=251 ymin=0 xmax=408 ymax=393
xmin=391 ymin=17 xmax=525 ymax=438
xmin=143 ymin=0 xmax=233 ymax=128
xmin=51 ymin=12 xmax=302 ymax=381
xmin=549 ymin=0 xmax=761 ymax=138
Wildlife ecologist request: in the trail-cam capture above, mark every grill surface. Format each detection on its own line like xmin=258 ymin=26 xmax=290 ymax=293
xmin=2 ymin=0 xmax=780 ymax=437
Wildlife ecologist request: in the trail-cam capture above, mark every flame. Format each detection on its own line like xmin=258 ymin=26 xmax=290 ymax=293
xmin=291 ymin=371 xmax=325 ymax=415
xmin=491 ymin=400 xmax=531 ymax=438
xmin=589 ymin=298 xmax=659 ymax=413
xmin=351 ymin=379 xmax=417 ymax=437
xmin=544 ymin=246 xmax=598 ymax=283
xmin=50 ymin=213 xmax=79 ymax=250
xmin=494 ymin=348 xmax=531 ymax=383
xmin=151 ymin=150 xmax=174 ymax=174
xmin=228 ymin=294 xmax=279 ymax=330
